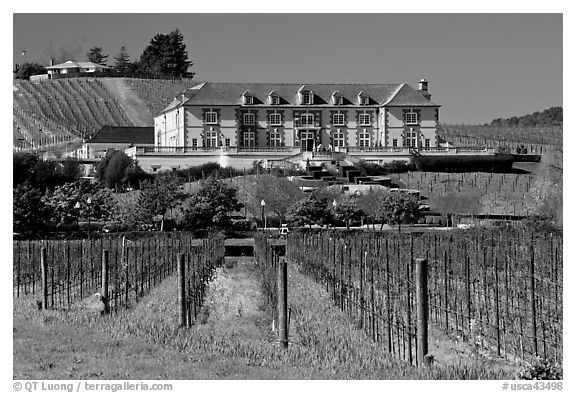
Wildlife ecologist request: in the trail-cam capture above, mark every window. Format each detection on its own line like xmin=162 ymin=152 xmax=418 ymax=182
xmin=244 ymin=95 xmax=253 ymax=105
xmin=336 ymin=96 xmax=344 ymax=105
xmin=205 ymin=111 xmax=217 ymax=124
xmin=192 ymin=138 xmax=198 ymax=147
xmin=333 ymin=130 xmax=345 ymax=147
xmin=359 ymin=96 xmax=369 ymax=105
xmin=243 ymin=131 xmax=256 ymax=147
xmin=359 ymin=113 xmax=371 ymax=126
xmin=301 ymin=114 xmax=314 ymax=126
xmin=269 ymin=113 xmax=282 ymax=126
xmin=359 ymin=132 xmax=370 ymax=147
xmin=405 ymin=112 xmax=418 ymax=125
xmin=243 ymin=113 xmax=255 ymax=125
xmin=225 ymin=138 xmax=231 ymax=147
xmin=205 ymin=131 xmax=218 ymax=147
xmin=270 ymin=130 xmax=282 ymax=147
xmin=405 ymin=131 xmax=418 ymax=147
xmin=392 ymin=139 xmax=398 ymax=147
xmin=302 ymin=91 xmax=313 ymax=105
xmin=271 ymin=95 xmax=280 ymax=105
xmin=333 ymin=113 xmax=345 ymax=126
xmin=425 ymin=138 xmax=430 ymax=148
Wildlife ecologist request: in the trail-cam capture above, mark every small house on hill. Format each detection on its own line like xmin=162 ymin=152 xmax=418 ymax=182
xmin=46 ymin=60 xmax=111 ymax=78
xmin=83 ymin=126 xmax=154 ymax=158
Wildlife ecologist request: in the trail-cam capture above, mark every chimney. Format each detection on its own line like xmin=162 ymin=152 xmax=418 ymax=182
xmin=50 ymin=58 xmax=54 ymax=66
xmin=419 ymin=78 xmax=431 ymax=100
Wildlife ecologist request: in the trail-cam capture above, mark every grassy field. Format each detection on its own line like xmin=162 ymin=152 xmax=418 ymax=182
xmin=14 ymin=255 xmax=517 ymax=379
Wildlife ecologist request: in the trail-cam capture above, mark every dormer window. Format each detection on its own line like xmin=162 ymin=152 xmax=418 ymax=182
xmin=332 ymin=91 xmax=343 ymax=105
xmin=358 ymin=92 xmax=369 ymax=106
xmin=268 ymin=91 xmax=280 ymax=105
xmin=242 ymin=91 xmax=254 ymax=105
xmin=302 ymin=91 xmax=314 ymax=105
xmin=406 ymin=112 xmax=418 ymax=125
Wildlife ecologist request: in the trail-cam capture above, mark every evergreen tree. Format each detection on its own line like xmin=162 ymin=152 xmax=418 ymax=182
xmin=139 ymin=29 xmax=194 ymax=78
xmin=113 ymin=46 xmax=131 ymax=72
xmin=86 ymin=46 xmax=108 ymax=66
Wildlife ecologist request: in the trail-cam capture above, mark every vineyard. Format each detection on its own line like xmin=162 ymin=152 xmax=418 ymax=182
xmin=13 ymin=234 xmax=224 ymax=314
xmin=388 ymin=171 xmax=541 ymax=216
xmin=256 ymin=229 xmax=562 ymax=367
xmin=439 ymin=124 xmax=563 ymax=169
xmin=123 ymin=78 xmax=202 ymax=120
xmin=13 ymin=79 xmax=132 ymax=150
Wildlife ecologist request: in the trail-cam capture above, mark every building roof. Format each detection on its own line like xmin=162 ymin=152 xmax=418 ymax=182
xmin=161 ymin=84 xmax=205 ymax=113
xmin=46 ymin=60 xmax=111 ymax=70
xmin=87 ymin=126 xmax=154 ymax=145
xmin=165 ymin=82 xmax=438 ymax=111
xmin=383 ymin=84 xmax=440 ymax=107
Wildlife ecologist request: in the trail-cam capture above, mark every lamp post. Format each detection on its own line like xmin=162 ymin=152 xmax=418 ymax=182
xmin=74 ymin=201 xmax=81 ymax=233
xmin=87 ymin=197 xmax=92 ymax=236
xmin=260 ymin=199 xmax=266 ymax=230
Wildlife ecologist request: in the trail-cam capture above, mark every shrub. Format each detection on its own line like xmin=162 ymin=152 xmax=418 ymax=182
xmin=517 ymin=357 xmax=562 ymax=380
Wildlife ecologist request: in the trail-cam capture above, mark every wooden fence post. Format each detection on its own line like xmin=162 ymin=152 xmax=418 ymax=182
xmin=416 ymin=258 xmax=429 ymax=367
xmin=178 ymin=253 xmax=187 ymax=327
xmin=40 ymin=247 xmax=48 ymax=310
xmin=101 ymin=249 xmax=110 ymax=315
xmin=278 ymin=257 xmax=288 ymax=349
xmin=529 ymin=236 xmax=538 ymax=356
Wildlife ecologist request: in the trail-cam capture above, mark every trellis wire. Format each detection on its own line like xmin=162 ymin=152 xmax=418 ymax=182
xmin=286 ymin=228 xmax=562 ymax=364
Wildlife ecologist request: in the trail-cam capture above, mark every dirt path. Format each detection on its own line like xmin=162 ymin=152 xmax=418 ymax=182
xmin=99 ymin=78 xmax=153 ymax=126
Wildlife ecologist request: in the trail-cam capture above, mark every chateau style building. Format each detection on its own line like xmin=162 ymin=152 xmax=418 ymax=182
xmin=129 ymin=80 xmax=447 ymax=171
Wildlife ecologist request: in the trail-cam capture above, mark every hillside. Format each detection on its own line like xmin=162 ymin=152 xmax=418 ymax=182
xmin=13 ymin=77 xmax=201 ymax=150
xmin=489 ymin=106 xmax=562 ymax=127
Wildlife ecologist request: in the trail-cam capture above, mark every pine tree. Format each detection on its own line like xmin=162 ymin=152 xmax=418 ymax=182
xmin=86 ymin=46 xmax=108 ymax=66
xmin=113 ymin=46 xmax=131 ymax=72
xmin=139 ymin=29 xmax=194 ymax=78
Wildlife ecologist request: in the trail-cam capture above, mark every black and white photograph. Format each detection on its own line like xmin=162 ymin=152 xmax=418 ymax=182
xmin=9 ymin=8 xmax=566 ymax=390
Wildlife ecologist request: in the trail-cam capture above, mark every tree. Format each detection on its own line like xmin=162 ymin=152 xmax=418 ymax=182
xmin=136 ymin=173 xmax=186 ymax=231
xmin=13 ymin=182 xmax=50 ymax=236
xmin=139 ymin=29 xmax=194 ymax=78
xmin=62 ymin=157 xmax=82 ymax=182
xmin=181 ymin=177 xmax=243 ymax=234
xmin=42 ymin=181 xmax=116 ymax=229
xmin=356 ymin=187 xmax=389 ymax=230
xmin=96 ymin=150 xmax=139 ymax=190
xmin=104 ymin=151 xmax=133 ymax=190
xmin=331 ymin=195 xmax=365 ymax=229
xmin=113 ymin=46 xmax=131 ymax=72
xmin=253 ymin=175 xmax=304 ymax=227
xmin=13 ymin=62 xmax=47 ymax=80
xmin=287 ymin=193 xmax=329 ymax=229
xmin=86 ymin=46 xmax=108 ymax=66
xmin=29 ymin=160 xmax=67 ymax=191
xmin=431 ymin=190 xmax=483 ymax=226
xmin=13 ymin=153 xmax=39 ymax=186
xmin=376 ymin=192 xmax=420 ymax=231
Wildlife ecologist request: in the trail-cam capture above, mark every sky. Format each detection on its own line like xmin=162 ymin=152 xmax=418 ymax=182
xmin=12 ymin=13 xmax=562 ymax=124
